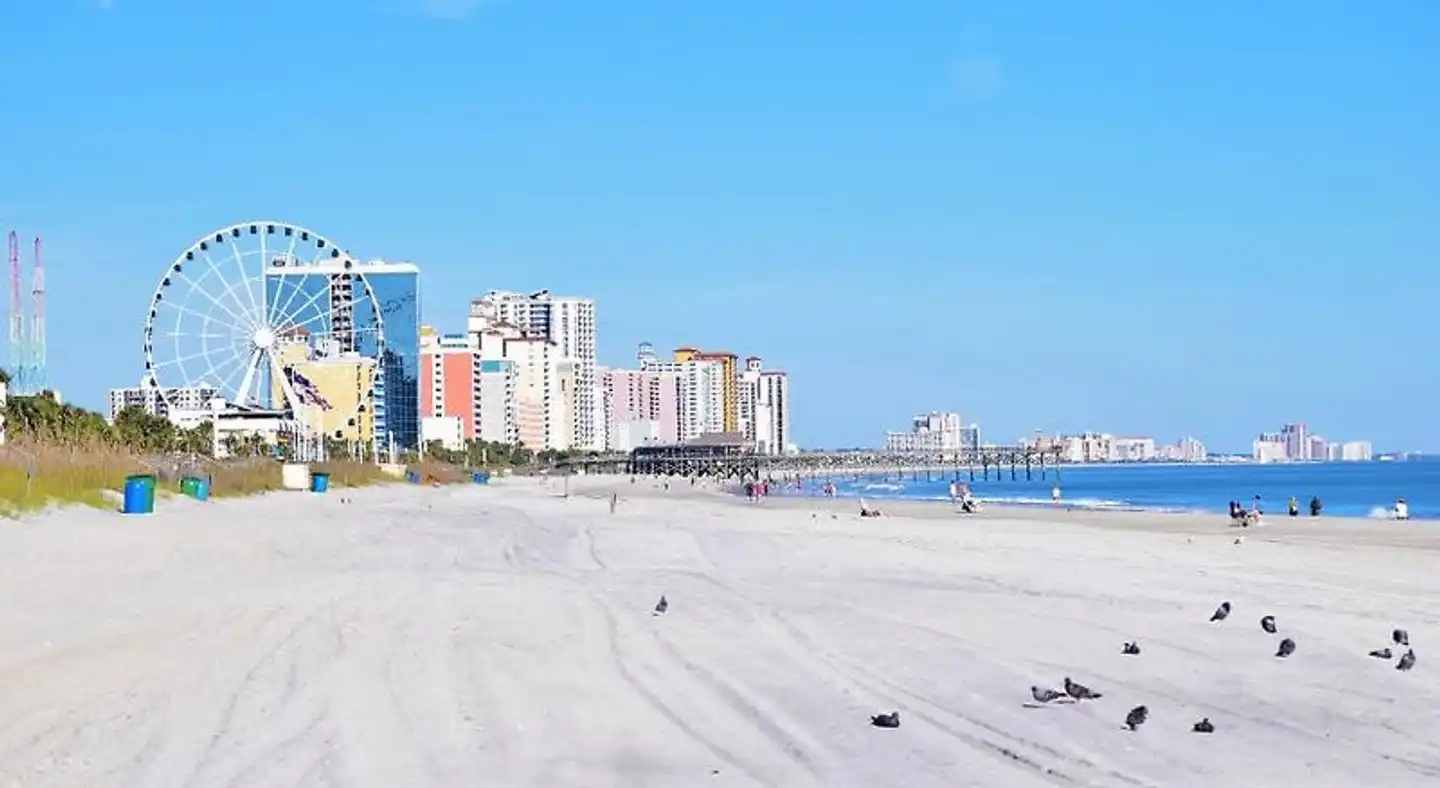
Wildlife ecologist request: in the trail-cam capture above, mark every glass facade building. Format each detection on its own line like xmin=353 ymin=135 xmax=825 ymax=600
xmin=262 ymin=260 xmax=420 ymax=450
xmin=366 ymin=265 xmax=421 ymax=450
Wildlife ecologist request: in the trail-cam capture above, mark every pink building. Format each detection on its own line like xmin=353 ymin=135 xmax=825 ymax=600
xmin=604 ymin=368 xmax=681 ymax=450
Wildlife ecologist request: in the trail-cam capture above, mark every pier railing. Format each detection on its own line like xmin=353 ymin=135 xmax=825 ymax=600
xmin=556 ymin=445 xmax=1061 ymax=481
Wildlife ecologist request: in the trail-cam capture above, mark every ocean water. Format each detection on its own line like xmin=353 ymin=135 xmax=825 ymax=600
xmin=780 ymin=460 xmax=1439 ymax=520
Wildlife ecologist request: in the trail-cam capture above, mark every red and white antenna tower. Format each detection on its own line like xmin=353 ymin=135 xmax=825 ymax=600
xmin=6 ymin=231 xmax=22 ymax=393
xmin=30 ymin=236 xmax=45 ymax=392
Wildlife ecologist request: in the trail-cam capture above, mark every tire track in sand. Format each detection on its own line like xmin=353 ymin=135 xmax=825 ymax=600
xmin=581 ymin=593 xmax=765 ymax=784
xmin=664 ymin=569 xmax=1152 ymax=788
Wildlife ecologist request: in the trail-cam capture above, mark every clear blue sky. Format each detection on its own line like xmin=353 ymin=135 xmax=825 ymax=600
xmin=1 ymin=0 xmax=1435 ymax=452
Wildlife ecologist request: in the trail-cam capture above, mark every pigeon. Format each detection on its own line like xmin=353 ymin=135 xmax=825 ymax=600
xmin=1031 ymin=686 xmax=1066 ymax=704
xmin=1192 ymin=717 xmax=1215 ymax=733
xmin=1396 ymin=649 xmax=1416 ymax=672
xmin=1122 ymin=641 xmax=1141 ymax=655
xmin=870 ymin=712 xmax=901 ymax=728
xmin=1369 ymin=648 xmax=1393 ymax=659
xmin=1393 ymin=629 xmax=1410 ymax=647
xmin=1275 ymin=638 xmax=1296 ymax=658
xmin=1210 ymin=602 xmax=1232 ymax=622
xmin=1124 ymin=705 xmax=1148 ymax=731
xmin=653 ymin=596 xmax=669 ymax=615
xmin=1260 ymin=615 xmax=1277 ymax=634
xmin=1064 ymin=677 xmax=1103 ymax=701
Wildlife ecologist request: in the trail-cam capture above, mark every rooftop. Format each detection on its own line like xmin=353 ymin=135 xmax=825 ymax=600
xmin=685 ymin=431 xmax=748 ymax=448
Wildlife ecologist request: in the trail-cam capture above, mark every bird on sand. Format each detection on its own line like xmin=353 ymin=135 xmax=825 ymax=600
xmin=1124 ymin=706 xmax=1148 ymax=731
xmin=1396 ymin=649 xmax=1416 ymax=672
xmin=1064 ymin=677 xmax=1103 ymax=701
xmin=1192 ymin=718 xmax=1215 ymax=733
xmin=1122 ymin=641 xmax=1141 ymax=655
xmin=653 ymin=596 xmax=668 ymax=615
xmin=1210 ymin=602 xmax=1232 ymax=622
xmin=871 ymin=712 xmax=901 ymax=728
xmin=1031 ymin=686 xmax=1066 ymax=704
xmin=1393 ymin=628 xmax=1410 ymax=647
xmin=1260 ymin=615 xmax=1277 ymax=634
xmin=1369 ymin=648 xmax=1393 ymax=659
xmin=1275 ymin=638 xmax=1296 ymax=658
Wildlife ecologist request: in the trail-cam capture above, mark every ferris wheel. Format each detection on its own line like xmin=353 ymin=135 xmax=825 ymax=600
xmin=143 ymin=221 xmax=387 ymax=439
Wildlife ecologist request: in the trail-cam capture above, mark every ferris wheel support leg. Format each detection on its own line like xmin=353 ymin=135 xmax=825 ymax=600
xmin=236 ymin=348 xmax=263 ymax=407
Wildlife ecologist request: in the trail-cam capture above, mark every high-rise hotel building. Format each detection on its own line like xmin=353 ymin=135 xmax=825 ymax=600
xmin=468 ymin=290 xmax=600 ymax=451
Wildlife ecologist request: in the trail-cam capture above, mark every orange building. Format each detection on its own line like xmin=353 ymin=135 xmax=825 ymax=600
xmin=421 ymin=331 xmax=480 ymax=440
xmin=673 ymin=347 xmax=740 ymax=433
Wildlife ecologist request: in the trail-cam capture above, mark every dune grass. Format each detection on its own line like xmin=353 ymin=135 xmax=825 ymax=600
xmin=0 ymin=448 xmax=143 ymax=515
xmin=0 ymin=445 xmax=470 ymax=516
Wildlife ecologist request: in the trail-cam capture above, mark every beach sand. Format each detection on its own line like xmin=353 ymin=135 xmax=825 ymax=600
xmin=0 ymin=477 xmax=1436 ymax=787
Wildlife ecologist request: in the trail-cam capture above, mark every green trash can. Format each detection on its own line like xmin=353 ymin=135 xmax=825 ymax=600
xmin=180 ymin=476 xmax=210 ymax=501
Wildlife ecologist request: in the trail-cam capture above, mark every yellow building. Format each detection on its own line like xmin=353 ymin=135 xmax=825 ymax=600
xmin=673 ymin=347 xmax=740 ymax=433
xmin=270 ymin=339 xmax=377 ymax=441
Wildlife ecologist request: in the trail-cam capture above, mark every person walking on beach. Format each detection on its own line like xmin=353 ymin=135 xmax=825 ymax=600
xmin=1394 ymin=497 xmax=1409 ymax=520
xmin=1309 ymin=496 xmax=1322 ymax=517
xmin=1052 ymin=484 xmax=1062 ymax=506
xmin=1288 ymin=497 xmax=1299 ymax=517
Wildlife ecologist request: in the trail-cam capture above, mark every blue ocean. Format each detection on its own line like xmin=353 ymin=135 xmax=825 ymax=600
xmin=786 ymin=459 xmax=1439 ymax=520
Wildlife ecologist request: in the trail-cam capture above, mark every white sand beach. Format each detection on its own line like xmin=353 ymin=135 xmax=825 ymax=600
xmin=0 ymin=477 xmax=1437 ymax=787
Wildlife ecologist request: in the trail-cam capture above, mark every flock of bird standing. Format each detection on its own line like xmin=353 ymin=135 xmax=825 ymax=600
xmin=648 ymin=593 xmax=1418 ymax=735
xmin=1019 ymin=600 xmax=1418 ymax=734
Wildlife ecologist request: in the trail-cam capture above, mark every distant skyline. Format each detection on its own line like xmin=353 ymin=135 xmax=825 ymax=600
xmin=1 ymin=0 xmax=1435 ymax=451
xmin=879 ymin=410 xmax=1380 ymax=456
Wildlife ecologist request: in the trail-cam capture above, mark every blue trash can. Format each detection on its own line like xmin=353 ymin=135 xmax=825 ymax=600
xmin=406 ymin=471 xmax=421 ymax=484
xmin=310 ymin=472 xmax=331 ymax=493
xmin=122 ymin=475 xmax=155 ymax=515
xmin=192 ymin=478 xmax=210 ymax=501
xmin=471 ymin=471 xmax=490 ymax=485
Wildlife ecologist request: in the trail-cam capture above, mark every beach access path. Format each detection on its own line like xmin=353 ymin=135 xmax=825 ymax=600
xmin=0 ymin=477 xmax=1435 ymax=787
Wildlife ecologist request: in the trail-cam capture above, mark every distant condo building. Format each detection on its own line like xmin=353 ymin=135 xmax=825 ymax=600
xmin=468 ymin=290 xmax=600 ymax=451
xmin=1112 ymin=436 xmax=1157 ymax=462
xmin=108 ymin=383 xmax=218 ymax=424
xmin=1253 ymin=432 xmax=1288 ymax=463
xmin=1029 ymin=432 xmax=1204 ymax=463
xmin=737 ymin=356 xmax=790 ymax=455
xmin=1053 ymin=432 xmax=1115 ymax=463
xmin=1254 ymin=422 xmax=1369 ymax=462
xmin=605 ymin=355 xmax=681 ymax=451
xmin=603 ymin=342 xmax=791 ymax=454
xmin=1167 ymin=436 xmax=1208 ymax=462
xmin=1328 ymin=440 xmax=1373 ymax=462
xmin=638 ymin=344 xmax=725 ymax=441
xmin=884 ymin=412 xmax=978 ymax=452
xmin=418 ymin=328 xmax=520 ymax=450
xmin=419 ymin=323 xmax=572 ymax=452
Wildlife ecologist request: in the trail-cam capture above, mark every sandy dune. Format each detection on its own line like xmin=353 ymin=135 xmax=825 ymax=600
xmin=0 ymin=478 xmax=1436 ymax=787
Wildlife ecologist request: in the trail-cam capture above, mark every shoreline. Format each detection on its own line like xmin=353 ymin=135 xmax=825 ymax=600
xmin=717 ymin=471 xmax=1430 ymax=521
xmin=772 ymin=489 xmax=1436 ymax=521
xmin=566 ymin=473 xmax=1437 ymax=531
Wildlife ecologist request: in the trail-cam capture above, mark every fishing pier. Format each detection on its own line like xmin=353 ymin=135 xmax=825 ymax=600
xmin=557 ymin=440 xmax=1061 ymax=483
